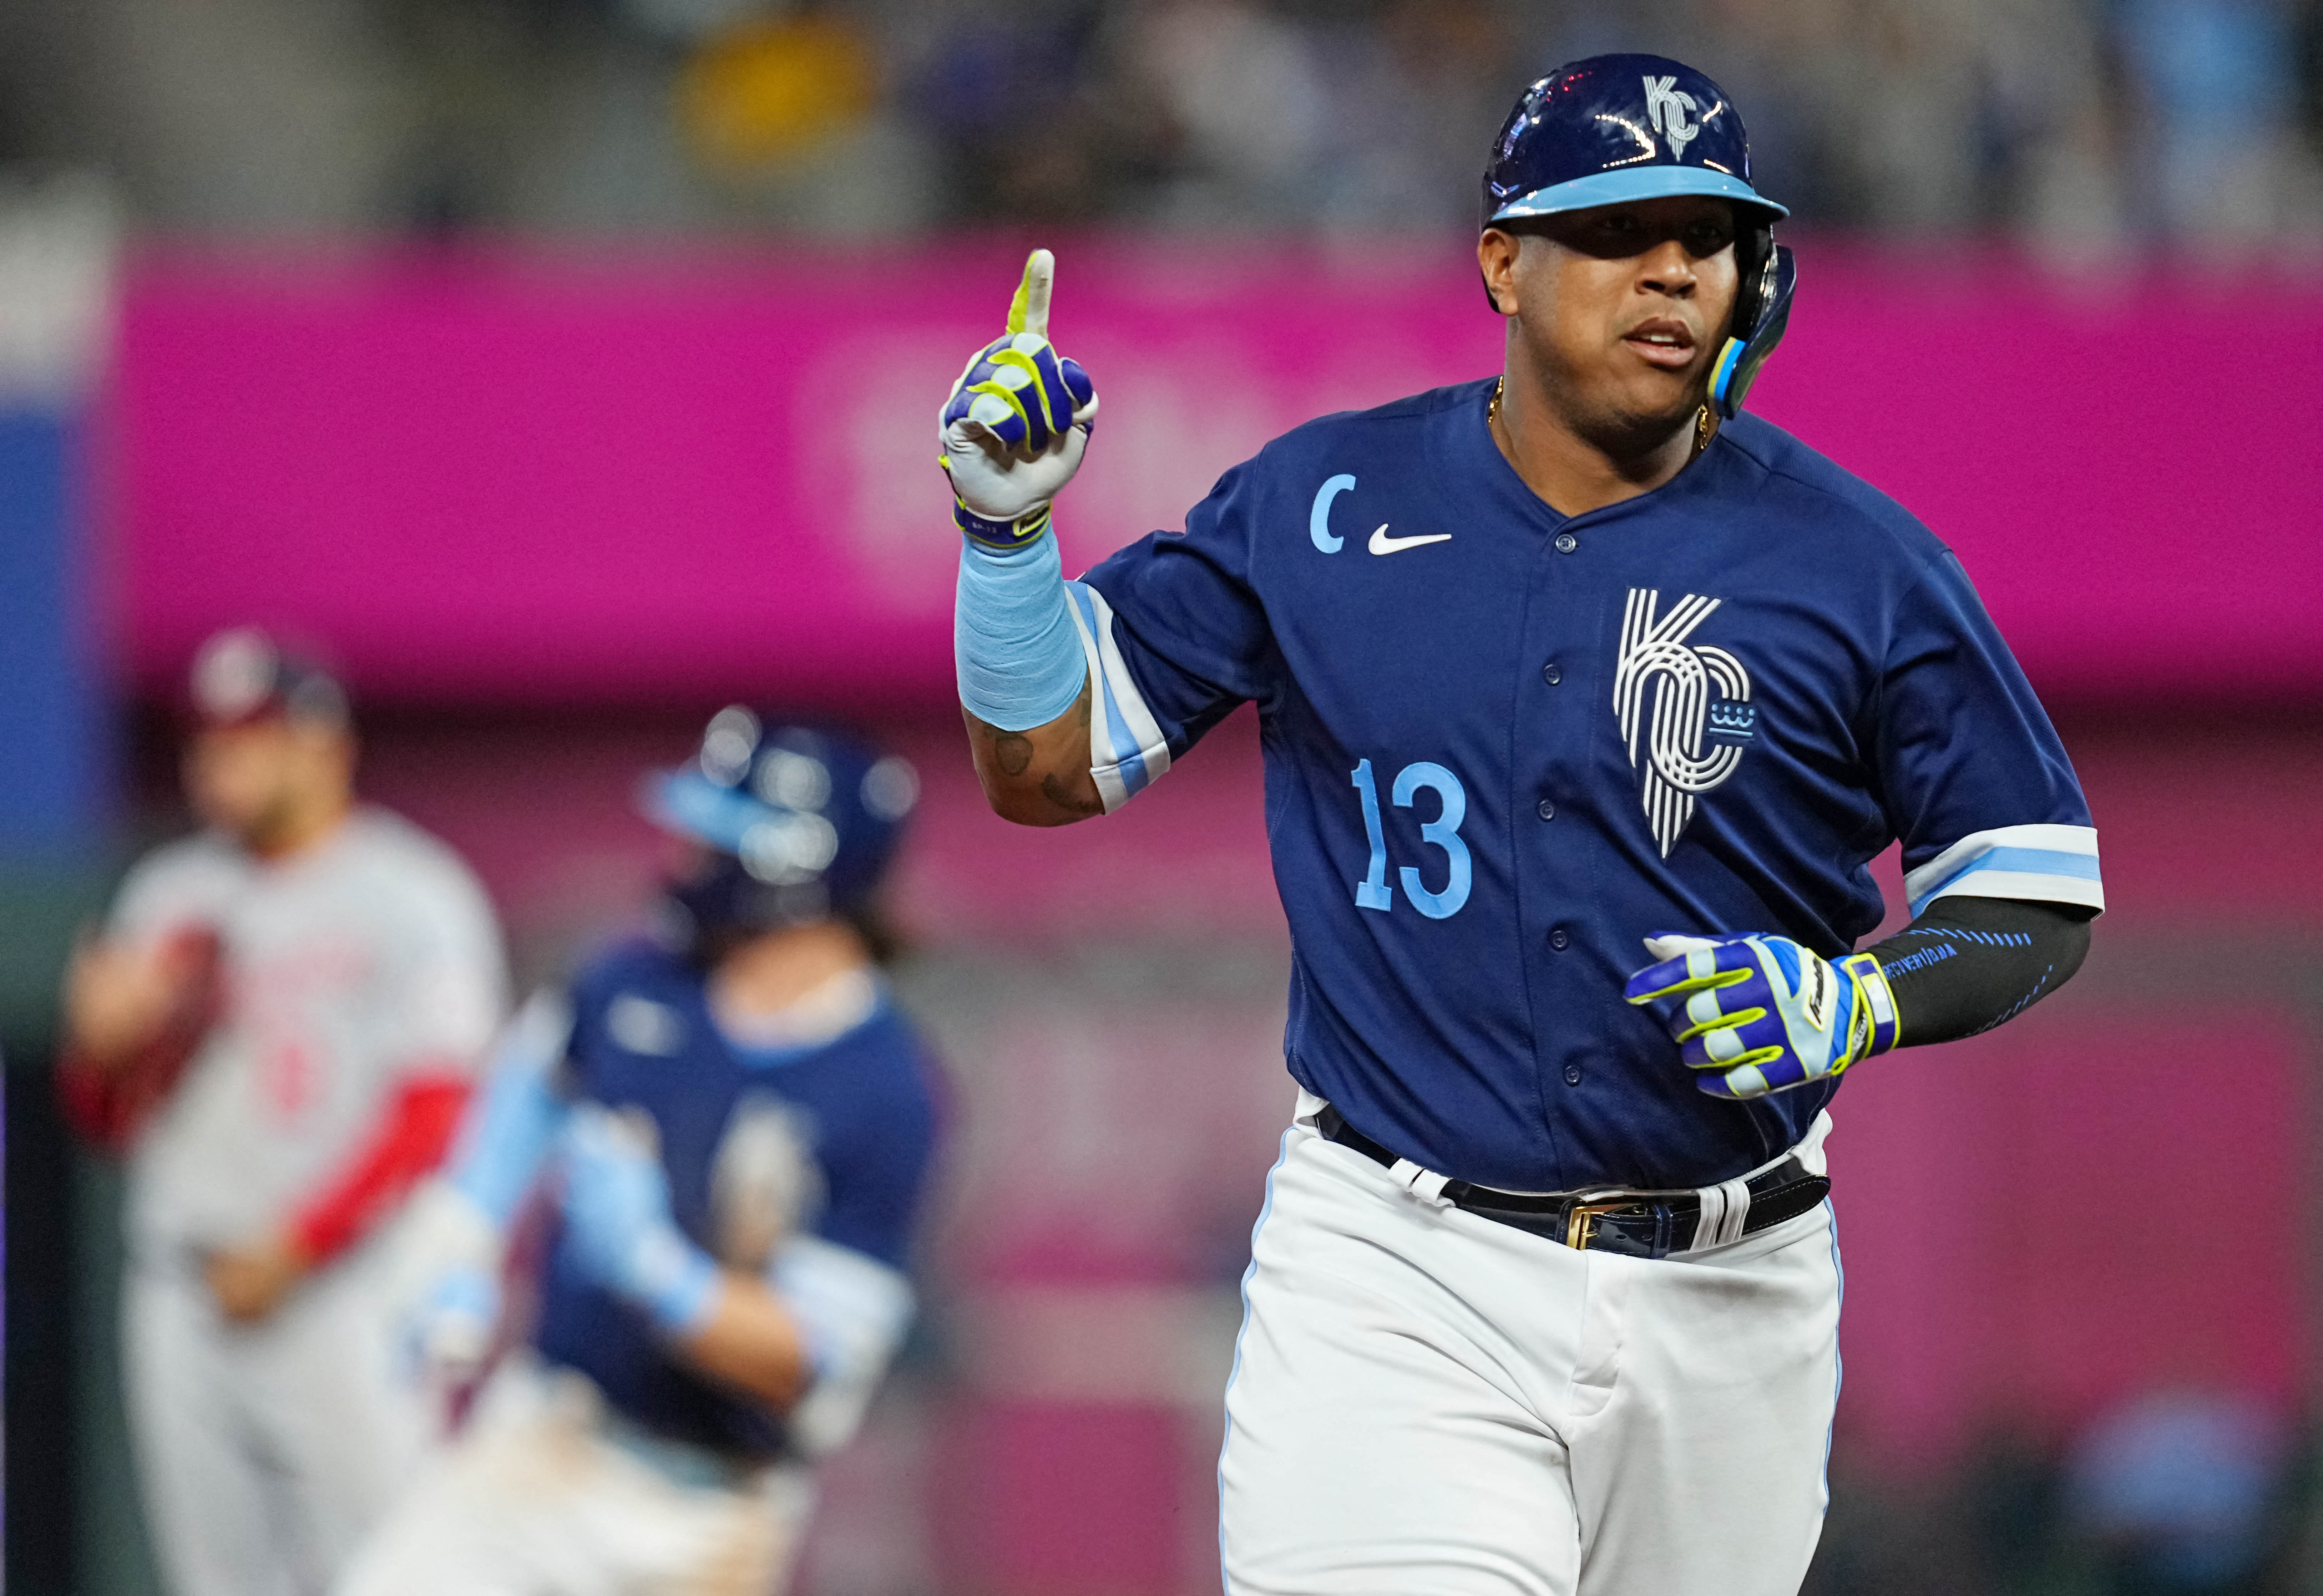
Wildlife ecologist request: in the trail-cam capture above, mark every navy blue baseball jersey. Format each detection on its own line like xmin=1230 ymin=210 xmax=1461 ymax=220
xmin=1064 ymin=377 xmax=2101 ymax=1193
xmin=534 ymin=938 xmax=939 ymax=1458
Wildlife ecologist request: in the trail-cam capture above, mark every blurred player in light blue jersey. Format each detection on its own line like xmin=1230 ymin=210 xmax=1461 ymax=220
xmin=339 ymin=710 xmax=940 ymax=1596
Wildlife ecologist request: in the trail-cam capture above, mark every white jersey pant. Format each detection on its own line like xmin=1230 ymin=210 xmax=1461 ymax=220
xmin=1219 ymin=1103 xmax=1843 ymax=1596
xmin=124 ymin=1251 xmax=435 ymax=1596
xmin=336 ymin=1353 xmax=807 ymax=1596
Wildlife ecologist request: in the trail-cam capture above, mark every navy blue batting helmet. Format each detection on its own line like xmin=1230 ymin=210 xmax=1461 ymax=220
xmin=1482 ymin=54 xmax=1785 ymax=229
xmin=1483 ymin=54 xmax=1797 ymax=419
xmin=642 ymin=709 xmax=918 ymax=943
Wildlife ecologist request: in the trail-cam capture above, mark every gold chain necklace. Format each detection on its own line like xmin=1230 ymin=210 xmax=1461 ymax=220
xmin=1490 ymin=376 xmax=1714 ymax=459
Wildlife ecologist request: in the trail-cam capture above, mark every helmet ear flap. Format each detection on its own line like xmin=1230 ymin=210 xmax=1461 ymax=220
xmin=1707 ymin=239 xmax=1796 ymax=420
xmin=1729 ymin=221 xmax=1775 ymax=338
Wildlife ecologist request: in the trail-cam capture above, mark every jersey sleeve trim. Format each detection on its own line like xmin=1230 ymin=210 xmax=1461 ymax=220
xmin=1904 ymin=823 xmax=2104 ymax=917
xmin=1064 ymin=579 xmax=1173 ymax=814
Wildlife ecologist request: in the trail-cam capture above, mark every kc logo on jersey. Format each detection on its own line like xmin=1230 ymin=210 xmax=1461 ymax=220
xmin=1614 ymin=588 xmax=1755 ymax=857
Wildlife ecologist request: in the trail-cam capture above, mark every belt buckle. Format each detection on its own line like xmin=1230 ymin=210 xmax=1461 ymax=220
xmin=1564 ymin=1191 xmax=1637 ymax=1251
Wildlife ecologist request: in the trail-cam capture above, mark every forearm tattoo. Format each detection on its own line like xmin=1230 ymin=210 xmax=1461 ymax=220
xmin=971 ymin=686 xmax=1101 ymax=817
xmin=1039 ymin=773 xmax=1103 ymax=816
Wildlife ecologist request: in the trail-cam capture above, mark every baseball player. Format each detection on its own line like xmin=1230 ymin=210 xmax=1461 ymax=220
xmin=938 ymin=53 xmax=2103 ymax=1596
xmin=337 ymin=711 xmax=938 ymax=1596
xmin=58 ymin=627 xmax=508 ymax=1596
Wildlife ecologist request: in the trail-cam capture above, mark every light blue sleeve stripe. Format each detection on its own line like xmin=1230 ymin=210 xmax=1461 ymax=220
xmin=1110 ymin=681 xmax=1151 ymax=798
xmin=1923 ymin=847 xmax=2101 ymax=897
xmin=1059 ymin=578 xmax=1174 ymax=813
xmin=1065 ymin=581 xmax=1151 ymax=798
xmin=1108 ymin=672 xmax=1151 ymax=799
xmin=1910 ymin=872 xmax=2106 ymax=916
xmin=1903 ymin=824 xmax=2100 ymax=912
xmin=1914 ymin=855 xmax=2100 ymax=920
xmin=1063 ymin=584 xmax=1126 ymax=765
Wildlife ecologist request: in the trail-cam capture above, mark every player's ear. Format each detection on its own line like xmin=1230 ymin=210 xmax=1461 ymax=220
xmin=1477 ymin=228 xmax=1518 ymax=317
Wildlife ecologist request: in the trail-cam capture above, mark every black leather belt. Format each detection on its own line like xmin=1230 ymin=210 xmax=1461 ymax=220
xmin=1316 ymin=1104 xmax=1830 ymax=1260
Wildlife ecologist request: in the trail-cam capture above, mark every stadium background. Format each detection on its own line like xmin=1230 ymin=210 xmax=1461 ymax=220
xmin=3 ymin=0 xmax=2321 ymax=1591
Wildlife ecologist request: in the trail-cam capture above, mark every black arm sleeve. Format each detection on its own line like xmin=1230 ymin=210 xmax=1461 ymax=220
xmin=1864 ymin=896 xmax=2093 ymax=1049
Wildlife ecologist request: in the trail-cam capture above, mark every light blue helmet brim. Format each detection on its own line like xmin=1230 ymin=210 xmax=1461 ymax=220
xmin=1489 ymin=166 xmax=1788 ymax=224
xmin=641 ymin=768 xmax=770 ymax=856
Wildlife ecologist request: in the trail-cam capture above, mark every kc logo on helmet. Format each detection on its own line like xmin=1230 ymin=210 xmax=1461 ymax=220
xmin=1643 ymin=75 xmax=1700 ymax=157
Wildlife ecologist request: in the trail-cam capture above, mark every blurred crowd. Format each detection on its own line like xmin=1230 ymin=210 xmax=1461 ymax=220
xmin=2 ymin=0 xmax=2320 ymax=252
xmin=1812 ymin=1391 xmax=2321 ymax=1596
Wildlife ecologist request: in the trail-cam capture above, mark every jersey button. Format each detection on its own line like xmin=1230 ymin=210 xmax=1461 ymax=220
xmin=1563 ymin=1064 xmax=1583 ymax=1087
xmin=1541 ymin=661 xmax=1562 ymax=686
xmin=1549 ymin=927 xmax=1570 ymax=950
xmin=1535 ymin=798 xmax=1555 ymax=821
xmin=1553 ymin=532 xmax=1578 ymax=554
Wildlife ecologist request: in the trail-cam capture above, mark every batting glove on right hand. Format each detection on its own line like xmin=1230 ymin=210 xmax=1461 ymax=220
xmin=558 ymin=1103 xmax=721 ymax=1335
xmin=939 ymin=248 xmax=1098 ymax=551
xmin=1624 ymin=932 xmax=1898 ymax=1100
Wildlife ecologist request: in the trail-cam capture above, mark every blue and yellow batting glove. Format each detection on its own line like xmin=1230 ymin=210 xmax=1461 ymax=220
xmin=939 ymin=248 xmax=1099 ymax=551
xmin=1623 ymin=932 xmax=1898 ymax=1100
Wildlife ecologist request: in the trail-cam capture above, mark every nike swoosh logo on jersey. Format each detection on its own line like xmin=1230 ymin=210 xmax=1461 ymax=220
xmin=1368 ymin=524 xmax=1452 ymax=555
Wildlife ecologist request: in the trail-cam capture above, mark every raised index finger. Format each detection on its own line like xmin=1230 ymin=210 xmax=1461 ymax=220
xmin=1008 ymin=248 xmax=1055 ymax=339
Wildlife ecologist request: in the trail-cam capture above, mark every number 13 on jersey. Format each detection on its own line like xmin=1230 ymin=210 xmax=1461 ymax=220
xmin=1351 ymin=758 xmax=1472 ymax=919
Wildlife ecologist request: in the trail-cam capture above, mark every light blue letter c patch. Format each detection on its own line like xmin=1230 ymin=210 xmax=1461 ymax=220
xmin=1310 ymin=474 xmax=1355 ymax=553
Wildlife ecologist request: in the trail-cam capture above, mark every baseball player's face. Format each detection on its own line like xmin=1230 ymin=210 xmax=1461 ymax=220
xmin=183 ymin=718 xmax=355 ymax=853
xmin=1482 ymin=196 xmax=1740 ymax=446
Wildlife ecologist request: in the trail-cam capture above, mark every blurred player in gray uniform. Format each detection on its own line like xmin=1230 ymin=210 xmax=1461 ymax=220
xmin=60 ymin=627 xmax=508 ymax=1596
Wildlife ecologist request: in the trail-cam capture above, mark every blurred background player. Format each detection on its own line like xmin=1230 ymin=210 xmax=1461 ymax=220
xmin=338 ymin=710 xmax=939 ymax=1596
xmin=56 ymin=625 xmax=510 ymax=1596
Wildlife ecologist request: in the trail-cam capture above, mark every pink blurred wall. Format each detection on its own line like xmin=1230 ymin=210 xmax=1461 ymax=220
xmin=112 ymin=241 xmax=2323 ymax=707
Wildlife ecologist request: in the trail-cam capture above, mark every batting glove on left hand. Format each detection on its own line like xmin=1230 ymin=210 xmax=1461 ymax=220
xmin=1625 ymin=932 xmax=1898 ymax=1100
xmin=558 ymin=1103 xmax=720 ymax=1335
xmin=939 ymin=248 xmax=1099 ymax=550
